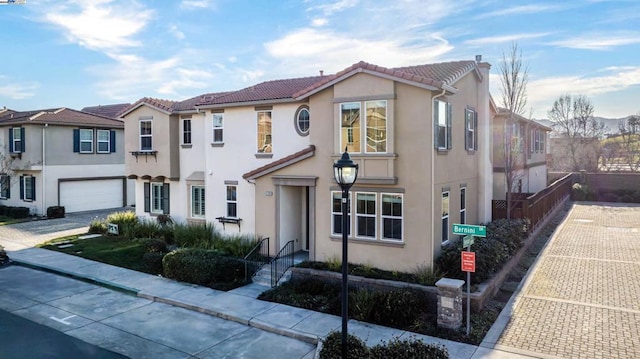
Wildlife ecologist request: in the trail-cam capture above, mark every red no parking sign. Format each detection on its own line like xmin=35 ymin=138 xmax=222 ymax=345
xmin=461 ymin=251 xmax=475 ymax=272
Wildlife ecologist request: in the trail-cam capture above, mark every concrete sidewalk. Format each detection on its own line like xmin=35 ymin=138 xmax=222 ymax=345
xmin=6 ymin=247 xmax=479 ymax=358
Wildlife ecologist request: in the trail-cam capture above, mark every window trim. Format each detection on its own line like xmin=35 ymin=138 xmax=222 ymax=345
xmin=460 ymin=187 xmax=466 ymax=225
xmin=226 ymin=185 xmax=238 ymax=218
xmin=331 ymin=191 xmax=352 ymax=236
xmin=191 ymin=185 xmax=205 ymax=218
xmin=12 ymin=127 xmax=23 ymax=153
xmin=355 ymin=192 xmax=377 ymax=239
xmin=381 ymin=193 xmax=403 ymax=242
xmin=294 ymin=105 xmax=310 ymax=136
xmin=257 ymin=111 xmax=272 ymax=153
xmin=212 ymin=113 xmax=224 ymax=144
xmin=96 ymin=129 xmax=110 ymax=153
xmin=441 ymin=191 xmax=450 ymax=244
xmin=364 ymin=100 xmax=387 ymax=153
xmin=183 ymin=119 xmax=192 ymax=145
xmin=150 ymin=182 xmax=164 ymax=214
xmin=79 ymin=129 xmax=94 ymax=153
xmin=434 ymin=99 xmax=452 ymax=150
xmin=465 ymin=108 xmax=477 ymax=151
xmin=139 ymin=119 xmax=153 ymax=151
xmin=340 ymin=102 xmax=361 ymax=153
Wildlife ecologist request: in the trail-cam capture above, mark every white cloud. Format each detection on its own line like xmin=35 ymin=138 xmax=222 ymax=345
xmin=180 ymin=0 xmax=216 ymax=10
xmin=169 ymin=24 xmax=185 ymax=40
xmin=0 ymin=79 xmax=39 ymax=100
xmin=307 ymin=0 xmax=359 ymax=16
xmin=312 ymin=18 xmax=328 ymax=27
xmin=548 ymin=33 xmax=640 ymax=50
xmin=478 ymin=4 xmax=565 ymax=18
xmin=41 ymin=0 xmax=153 ymax=51
xmin=464 ymin=32 xmax=551 ymax=46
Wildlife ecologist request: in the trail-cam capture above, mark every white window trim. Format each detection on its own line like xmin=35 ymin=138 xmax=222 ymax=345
xmin=465 ymin=109 xmax=476 ymax=151
xmin=151 ymin=182 xmax=163 ymax=214
xmin=257 ymin=111 xmax=272 ymax=153
xmin=331 ymin=191 xmax=351 ymax=236
xmin=140 ymin=119 xmax=153 ymax=151
xmin=355 ymin=192 xmax=377 ymax=239
xmin=191 ymin=185 xmax=205 ymax=218
xmin=442 ymin=191 xmax=450 ymax=244
xmin=340 ymin=102 xmax=361 ymax=153
xmin=23 ymin=175 xmax=34 ymax=201
xmin=380 ymin=193 xmax=403 ymax=242
xmin=295 ymin=107 xmax=310 ymax=136
xmin=212 ymin=113 xmax=224 ymax=144
xmin=435 ymin=100 xmax=451 ymax=150
xmin=79 ymin=129 xmax=94 ymax=153
xmin=96 ymin=129 xmax=110 ymax=153
xmin=460 ymin=187 xmax=466 ymax=224
xmin=183 ymin=119 xmax=192 ymax=145
xmin=12 ymin=127 xmax=22 ymax=153
xmin=226 ymin=185 xmax=238 ymax=218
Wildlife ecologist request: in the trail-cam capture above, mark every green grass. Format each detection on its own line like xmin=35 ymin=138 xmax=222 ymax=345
xmin=0 ymin=216 xmax=30 ymax=226
xmin=39 ymin=235 xmax=153 ymax=274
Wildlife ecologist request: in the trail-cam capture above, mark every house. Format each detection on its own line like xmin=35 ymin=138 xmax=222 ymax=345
xmin=0 ymin=107 xmax=131 ymax=215
xmin=491 ymin=104 xmax=552 ymax=198
xmin=82 ymin=103 xmax=131 ymax=119
xmin=123 ymin=57 xmax=493 ymax=271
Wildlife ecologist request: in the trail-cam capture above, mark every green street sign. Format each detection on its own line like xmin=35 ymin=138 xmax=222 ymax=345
xmin=463 ymin=235 xmax=475 ymax=248
xmin=452 ymin=223 xmax=487 ymax=237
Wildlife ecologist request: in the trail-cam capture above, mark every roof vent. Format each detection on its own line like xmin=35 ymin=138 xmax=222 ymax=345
xmin=475 ymin=55 xmax=482 ymax=63
xmin=319 ymin=70 xmax=324 ymax=76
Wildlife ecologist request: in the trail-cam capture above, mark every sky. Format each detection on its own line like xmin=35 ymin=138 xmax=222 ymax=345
xmin=0 ymin=0 xmax=639 ymax=119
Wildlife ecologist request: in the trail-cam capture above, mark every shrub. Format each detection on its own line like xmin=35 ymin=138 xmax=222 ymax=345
xmin=162 ymin=248 xmax=247 ymax=290
xmin=350 ymin=288 xmax=377 ymax=321
xmin=0 ymin=205 xmax=7 ymax=216
xmin=173 ymin=222 xmax=215 ymax=249
xmin=319 ymin=331 xmax=369 ymax=359
xmin=106 ymin=211 xmax=138 ymax=228
xmin=9 ymin=206 xmax=30 ymax=219
xmin=370 ymin=337 xmax=449 ymax=359
xmin=213 ymin=233 xmax=260 ymax=257
xmin=371 ymin=289 xmax=430 ymax=328
xmin=413 ymin=264 xmax=444 ymax=286
xmin=142 ymin=251 xmax=165 ymax=275
xmin=135 ymin=218 xmax=161 ymax=239
xmin=46 ymin=206 xmax=65 ymax=219
xmin=88 ymin=218 xmax=107 ymax=234
xmin=571 ymin=183 xmax=595 ymax=201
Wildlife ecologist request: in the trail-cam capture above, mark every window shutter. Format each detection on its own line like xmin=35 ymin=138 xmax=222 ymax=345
xmin=5 ymin=176 xmax=10 ymax=199
xmin=20 ymin=127 xmax=25 ymax=152
xmin=433 ymin=100 xmax=439 ymax=149
xmin=30 ymin=176 xmax=36 ymax=201
xmin=19 ymin=176 xmax=24 ymax=200
xmin=110 ymin=130 xmax=116 ymax=153
xmin=143 ymin=182 xmax=150 ymax=212
xmin=162 ymin=183 xmax=170 ymax=214
xmin=446 ymin=103 xmax=452 ymax=150
xmin=73 ymin=129 xmax=80 ymax=153
xmin=464 ymin=110 xmax=469 ymax=150
xmin=474 ymin=111 xmax=478 ymax=150
xmin=8 ymin=128 xmax=13 ymax=153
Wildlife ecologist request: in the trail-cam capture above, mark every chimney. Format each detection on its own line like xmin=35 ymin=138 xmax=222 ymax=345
xmin=475 ymin=55 xmax=482 ymax=63
xmin=319 ymin=70 xmax=324 ymax=76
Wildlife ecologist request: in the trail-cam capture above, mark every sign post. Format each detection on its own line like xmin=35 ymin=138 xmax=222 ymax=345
xmin=453 ymin=224 xmax=485 ymax=336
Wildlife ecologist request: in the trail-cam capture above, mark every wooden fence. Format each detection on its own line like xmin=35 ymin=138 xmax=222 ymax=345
xmin=492 ymin=173 xmax=573 ymax=229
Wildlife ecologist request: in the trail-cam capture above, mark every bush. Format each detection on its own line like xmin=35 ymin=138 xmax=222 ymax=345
xmin=9 ymin=206 xmax=30 ymax=219
xmin=371 ymin=289 xmax=430 ymax=328
xmin=162 ymin=248 xmax=247 ymax=290
xmin=135 ymin=218 xmax=161 ymax=239
xmin=319 ymin=331 xmax=449 ymax=359
xmin=571 ymin=183 xmax=595 ymax=201
xmin=173 ymin=222 xmax=215 ymax=249
xmin=0 ymin=205 xmax=8 ymax=216
xmin=46 ymin=206 xmax=65 ymax=219
xmin=319 ymin=331 xmax=370 ymax=359
xmin=142 ymin=251 xmax=165 ymax=274
xmin=88 ymin=218 xmax=107 ymax=234
xmin=106 ymin=211 xmax=138 ymax=228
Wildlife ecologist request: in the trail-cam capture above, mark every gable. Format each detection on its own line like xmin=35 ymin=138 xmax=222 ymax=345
xmin=334 ymin=73 xmax=395 ymax=100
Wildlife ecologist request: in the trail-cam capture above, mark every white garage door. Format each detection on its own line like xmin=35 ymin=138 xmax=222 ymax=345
xmin=60 ymin=179 xmax=123 ymax=213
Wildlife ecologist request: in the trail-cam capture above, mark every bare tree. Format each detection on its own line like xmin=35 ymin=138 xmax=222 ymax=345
xmin=548 ymin=94 xmax=604 ymax=171
xmin=498 ymin=42 xmax=529 ymax=219
xmin=616 ymin=114 xmax=640 ymax=171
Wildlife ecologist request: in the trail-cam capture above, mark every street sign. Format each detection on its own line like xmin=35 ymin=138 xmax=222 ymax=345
xmin=463 ymin=235 xmax=475 ymax=248
xmin=452 ymin=223 xmax=486 ymax=237
xmin=461 ymin=251 xmax=476 ymax=272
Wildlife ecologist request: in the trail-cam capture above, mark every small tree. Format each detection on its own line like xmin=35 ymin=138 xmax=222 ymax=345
xmin=616 ymin=114 xmax=640 ymax=171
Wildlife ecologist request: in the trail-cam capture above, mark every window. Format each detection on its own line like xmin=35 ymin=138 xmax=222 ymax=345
xmin=20 ymin=175 xmax=35 ymax=201
xmin=356 ymin=192 xmax=376 ymax=238
xmin=144 ymin=182 xmax=169 ymax=214
xmin=295 ymin=106 xmax=310 ymax=136
xmin=226 ymin=185 xmax=237 ymax=217
xmin=213 ymin=114 xmax=224 ymax=143
xmin=257 ymin=111 xmax=272 ymax=153
xmin=381 ymin=193 xmax=403 ymax=241
xmin=191 ymin=185 xmax=205 ymax=218
xmin=460 ymin=187 xmax=466 ymax=226
xmin=183 ymin=119 xmax=192 ymax=145
xmin=97 ymin=130 xmax=110 ymax=153
xmin=540 ymin=131 xmax=545 ymax=152
xmin=341 ymin=102 xmax=361 ymax=152
xmin=78 ymin=129 xmax=93 ymax=153
xmin=442 ymin=191 xmax=450 ymax=243
xmin=0 ymin=175 xmax=10 ymax=199
xmin=331 ymin=191 xmax=351 ymax=236
xmin=140 ymin=119 xmax=152 ymax=151
xmin=365 ymin=100 xmax=387 ymax=153
xmin=465 ymin=109 xmax=477 ymax=151
xmin=10 ymin=127 xmax=24 ymax=153
xmin=434 ymin=100 xmax=452 ymax=150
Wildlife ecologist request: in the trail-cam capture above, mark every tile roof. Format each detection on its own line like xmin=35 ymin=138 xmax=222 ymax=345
xmin=0 ymin=108 xmax=123 ymax=128
xmin=243 ymin=145 xmax=316 ymax=180
xmin=81 ymin=103 xmax=131 ymax=119
xmin=174 ymin=92 xmax=232 ymax=111
xmin=196 ymin=76 xmax=325 ymax=107
xmin=495 ymin=107 xmax=552 ymax=131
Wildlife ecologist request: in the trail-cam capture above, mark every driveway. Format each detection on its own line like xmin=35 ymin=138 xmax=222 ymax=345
xmin=0 ymin=207 xmax=129 ymax=251
xmin=489 ymin=203 xmax=640 ymax=359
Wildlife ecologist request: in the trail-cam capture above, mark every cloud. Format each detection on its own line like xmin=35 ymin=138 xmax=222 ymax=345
xmin=307 ymin=0 xmax=359 ymax=16
xmin=180 ymin=0 xmax=216 ymax=10
xmin=548 ymin=33 xmax=640 ymax=50
xmin=40 ymin=0 xmax=153 ymax=51
xmin=464 ymin=32 xmax=551 ymax=46
xmin=169 ymin=24 xmax=185 ymax=40
xmin=478 ymin=4 xmax=565 ymax=18
xmin=312 ymin=18 xmax=328 ymax=27
xmin=0 ymin=76 xmax=39 ymax=100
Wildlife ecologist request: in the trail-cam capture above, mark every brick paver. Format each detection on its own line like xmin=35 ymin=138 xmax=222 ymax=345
xmin=496 ymin=203 xmax=640 ymax=359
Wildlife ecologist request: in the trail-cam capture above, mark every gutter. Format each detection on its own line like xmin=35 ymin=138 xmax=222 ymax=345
xmin=41 ymin=123 xmax=48 ymax=216
xmin=430 ymin=89 xmax=446 ymax=270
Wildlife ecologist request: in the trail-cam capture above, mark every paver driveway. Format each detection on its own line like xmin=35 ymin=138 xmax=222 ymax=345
xmin=495 ymin=203 xmax=640 ymax=359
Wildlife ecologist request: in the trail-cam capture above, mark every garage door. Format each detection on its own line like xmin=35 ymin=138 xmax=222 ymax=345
xmin=60 ymin=179 xmax=123 ymax=213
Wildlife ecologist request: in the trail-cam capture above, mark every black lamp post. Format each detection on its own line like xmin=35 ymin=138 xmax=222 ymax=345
xmin=333 ymin=147 xmax=358 ymax=358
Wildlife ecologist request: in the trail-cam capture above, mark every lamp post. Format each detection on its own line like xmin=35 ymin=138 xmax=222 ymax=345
xmin=333 ymin=147 xmax=358 ymax=358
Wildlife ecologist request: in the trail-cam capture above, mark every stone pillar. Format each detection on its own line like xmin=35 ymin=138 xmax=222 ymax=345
xmin=436 ymin=278 xmax=465 ymax=330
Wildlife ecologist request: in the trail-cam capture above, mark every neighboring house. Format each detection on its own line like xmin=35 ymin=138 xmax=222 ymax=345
xmin=0 ymin=108 xmax=130 ymax=215
xmin=82 ymin=103 xmax=131 ymax=119
xmin=491 ymin=104 xmax=552 ymax=199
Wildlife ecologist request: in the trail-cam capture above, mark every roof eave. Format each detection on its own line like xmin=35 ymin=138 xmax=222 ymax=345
xmin=196 ymin=97 xmax=302 ymax=110
xmin=120 ymin=102 xmax=173 ymax=118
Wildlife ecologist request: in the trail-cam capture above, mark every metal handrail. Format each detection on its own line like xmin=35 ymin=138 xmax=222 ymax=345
xmin=243 ymin=237 xmax=269 ymax=282
xmin=271 ymin=240 xmax=294 ymax=287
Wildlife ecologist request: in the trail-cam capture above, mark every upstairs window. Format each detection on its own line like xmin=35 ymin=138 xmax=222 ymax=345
xmin=78 ymin=129 xmax=93 ymax=153
xmin=340 ymin=100 xmax=388 ymax=153
xmin=97 ymin=130 xmax=111 ymax=153
xmin=10 ymin=127 xmax=24 ymax=153
xmin=213 ymin=113 xmax=224 ymax=143
xmin=226 ymin=185 xmax=237 ymax=217
xmin=295 ymin=106 xmax=310 ymax=136
xmin=257 ymin=111 xmax=272 ymax=153
xmin=341 ymin=102 xmax=361 ymax=153
xmin=366 ymin=101 xmax=387 ymax=153
xmin=460 ymin=187 xmax=466 ymax=225
xmin=140 ymin=119 xmax=153 ymax=151
xmin=434 ymin=100 xmax=452 ymax=150
xmin=183 ymin=119 xmax=192 ymax=145
xmin=465 ymin=109 xmax=478 ymax=151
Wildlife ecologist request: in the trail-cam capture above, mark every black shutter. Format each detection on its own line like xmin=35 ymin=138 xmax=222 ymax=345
xmin=73 ymin=129 xmax=80 ymax=153
xmin=8 ymin=128 xmax=13 ymax=153
xmin=30 ymin=176 xmax=36 ymax=201
xmin=162 ymin=183 xmax=170 ymax=214
xmin=5 ymin=176 xmax=10 ymax=199
xmin=446 ymin=103 xmax=452 ymax=150
xmin=143 ymin=182 xmax=150 ymax=213
xmin=110 ymin=130 xmax=116 ymax=153
xmin=20 ymin=127 xmax=25 ymax=152
xmin=19 ymin=176 xmax=24 ymax=200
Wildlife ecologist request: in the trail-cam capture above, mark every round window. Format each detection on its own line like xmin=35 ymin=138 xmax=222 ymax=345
xmin=295 ymin=106 xmax=310 ymax=136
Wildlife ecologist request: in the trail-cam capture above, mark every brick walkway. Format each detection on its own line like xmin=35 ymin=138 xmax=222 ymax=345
xmin=495 ymin=203 xmax=640 ymax=359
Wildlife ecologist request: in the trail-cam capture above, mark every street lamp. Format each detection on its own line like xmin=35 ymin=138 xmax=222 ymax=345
xmin=333 ymin=147 xmax=358 ymax=358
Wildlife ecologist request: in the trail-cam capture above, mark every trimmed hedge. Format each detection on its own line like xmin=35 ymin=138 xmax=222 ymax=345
xmin=9 ymin=206 xmax=30 ymax=219
xmin=436 ymin=219 xmax=529 ymax=284
xmin=319 ymin=331 xmax=449 ymax=359
xmin=47 ymin=206 xmax=65 ymax=219
xmin=162 ymin=248 xmax=247 ymax=290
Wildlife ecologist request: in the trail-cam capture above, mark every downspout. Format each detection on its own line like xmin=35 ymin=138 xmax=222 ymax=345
xmin=430 ymin=89 xmax=446 ymax=269
xmin=41 ymin=123 xmax=47 ymax=216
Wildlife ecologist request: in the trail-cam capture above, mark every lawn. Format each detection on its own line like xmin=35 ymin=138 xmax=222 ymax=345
xmin=39 ymin=235 xmax=156 ymax=274
xmin=0 ymin=216 xmax=30 ymax=226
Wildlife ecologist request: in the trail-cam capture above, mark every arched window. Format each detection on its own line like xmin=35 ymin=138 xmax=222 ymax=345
xmin=294 ymin=106 xmax=310 ymax=136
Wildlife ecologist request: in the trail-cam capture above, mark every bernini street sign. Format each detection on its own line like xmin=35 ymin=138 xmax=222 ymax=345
xmin=452 ymin=224 xmax=486 ymax=237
